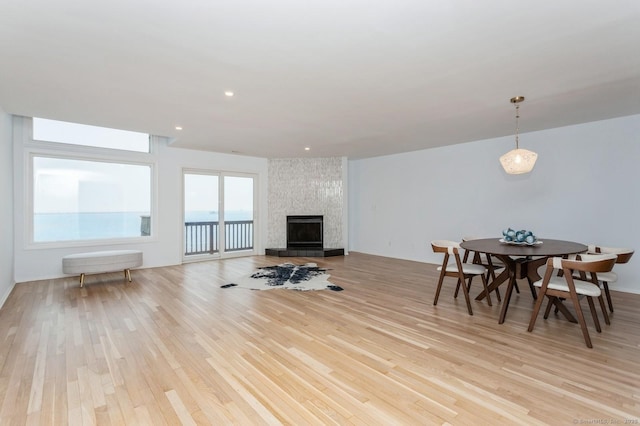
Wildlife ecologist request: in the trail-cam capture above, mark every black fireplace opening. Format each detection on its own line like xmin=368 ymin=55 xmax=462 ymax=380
xmin=287 ymin=215 xmax=323 ymax=249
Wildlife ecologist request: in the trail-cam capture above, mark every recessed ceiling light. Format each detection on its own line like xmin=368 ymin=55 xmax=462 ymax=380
xmin=175 ymin=126 xmax=183 ymax=130
xmin=224 ymin=91 xmax=234 ymax=97
xmin=304 ymin=147 xmax=311 ymax=151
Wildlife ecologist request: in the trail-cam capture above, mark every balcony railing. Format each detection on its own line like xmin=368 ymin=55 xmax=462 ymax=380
xmin=184 ymin=220 xmax=253 ymax=256
xmin=225 ymin=220 xmax=254 ymax=252
xmin=184 ymin=221 xmax=218 ymax=255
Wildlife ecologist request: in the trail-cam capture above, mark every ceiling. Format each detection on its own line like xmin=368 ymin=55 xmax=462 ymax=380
xmin=1 ymin=1 xmax=639 ymax=159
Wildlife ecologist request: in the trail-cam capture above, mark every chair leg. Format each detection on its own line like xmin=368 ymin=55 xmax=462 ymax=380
xmin=569 ymin=291 xmax=592 ymax=348
xmin=460 ymin=277 xmax=473 ymax=315
xmin=466 ymin=276 xmax=473 ymax=292
xmin=433 ymin=270 xmax=446 ymax=306
xmin=527 ymin=277 xmax=537 ymax=300
xmin=514 ymin=281 xmax=520 ymax=294
xmin=597 ymin=295 xmax=610 ymax=325
xmin=602 ymin=282 xmax=614 ymax=313
xmin=454 ymin=279 xmax=461 ymax=298
xmin=587 ymin=297 xmax=601 ymax=333
xmin=528 ymin=292 xmax=547 ymax=332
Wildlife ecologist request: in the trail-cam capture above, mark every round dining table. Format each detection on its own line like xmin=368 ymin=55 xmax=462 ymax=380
xmin=460 ymin=238 xmax=587 ymax=323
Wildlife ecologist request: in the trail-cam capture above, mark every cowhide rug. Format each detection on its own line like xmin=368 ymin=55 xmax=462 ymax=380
xmin=222 ymin=263 xmax=343 ymax=291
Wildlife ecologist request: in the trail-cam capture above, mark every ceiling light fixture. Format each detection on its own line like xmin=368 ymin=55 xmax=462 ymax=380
xmin=224 ymin=91 xmax=234 ymax=97
xmin=304 ymin=147 xmax=310 ymax=151
xmin=175 ymin=126 xmax=183 ymax=130
xmin=499 ymin=96 xmax=537 ymax=175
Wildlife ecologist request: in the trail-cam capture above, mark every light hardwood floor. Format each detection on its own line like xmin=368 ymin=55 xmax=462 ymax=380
xmin=0 ymin=252 xmax=639 ymax=425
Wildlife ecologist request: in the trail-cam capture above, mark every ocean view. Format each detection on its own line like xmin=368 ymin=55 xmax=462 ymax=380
xmin=34 ymin=210 xmax=253 ymax=242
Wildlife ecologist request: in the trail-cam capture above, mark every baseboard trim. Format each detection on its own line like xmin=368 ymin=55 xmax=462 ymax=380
xmin=0 ymin=281 xmax=16 ymax=310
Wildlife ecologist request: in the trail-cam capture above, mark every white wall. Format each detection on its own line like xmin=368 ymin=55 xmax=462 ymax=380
xmin=349 ymin=114 xmax=640 ymax=293
xmin=13 ymin=118 xmax=268 ymax=282
xmin=0 ymin=107 xmax=15 ymax=306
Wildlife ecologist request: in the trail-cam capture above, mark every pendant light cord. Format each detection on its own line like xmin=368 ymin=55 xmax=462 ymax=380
xmin=514 ymin=103 xmax=520 ymax=150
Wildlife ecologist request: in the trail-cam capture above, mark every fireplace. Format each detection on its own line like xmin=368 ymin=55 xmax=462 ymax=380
xmin=287 ymin=215 xmax=323 ymax=249
xmin=265 ymin=215 xmax=343 ymax=257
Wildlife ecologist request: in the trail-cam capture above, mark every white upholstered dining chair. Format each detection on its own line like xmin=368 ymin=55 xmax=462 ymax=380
xmin=431 ymin=240 xmax=492 ymax=315
xmin=528 ymin=253 xmax=617 ymax=348
xmin=581 ymin=245 xmax=634 ymax=313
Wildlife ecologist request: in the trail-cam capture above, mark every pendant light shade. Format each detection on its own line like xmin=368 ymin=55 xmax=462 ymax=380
xmin=500 ymin=96 xmax=537 ymax=174
xmin=499 ymin=148 xmax=538 ymax=174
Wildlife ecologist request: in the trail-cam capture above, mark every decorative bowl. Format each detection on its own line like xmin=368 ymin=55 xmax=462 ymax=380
xmin=501 ymin=228 xmax=539 ymax=245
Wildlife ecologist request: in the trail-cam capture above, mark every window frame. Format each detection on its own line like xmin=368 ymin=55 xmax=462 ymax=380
xmin=22 ymin=117 xmax=159 ymax=249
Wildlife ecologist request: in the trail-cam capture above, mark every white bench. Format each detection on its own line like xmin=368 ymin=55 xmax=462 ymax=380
xmin=62 ymin=250 xmax=143 ymax=287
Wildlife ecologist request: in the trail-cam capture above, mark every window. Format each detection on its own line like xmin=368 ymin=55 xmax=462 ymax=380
xmin=25 ymin=117 xmax=155 ymax=245
xmin=33 ymin=118 xmax=150 ymax=152
xmin=32 ymin=156 xmax=151 ymax=242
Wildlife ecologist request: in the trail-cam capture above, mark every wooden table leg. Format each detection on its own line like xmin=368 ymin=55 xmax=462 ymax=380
xmin=550 ymin=299 xmax=578 ymax=323
xmin=475 ymin=267 xmax=509 ymax=301
xmin=498 ymin=273 xmax=517 ymax=324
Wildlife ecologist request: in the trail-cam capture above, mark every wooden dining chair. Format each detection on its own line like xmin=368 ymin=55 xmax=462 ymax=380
xmin=461 ymin=236 xmax=503 ymax=302
xmin=582 ymin=245 xmax=634 ymax=313
xmin=431 ymin=240 xmax=491 ymax=315
xmin=527 ymin=253 xmax=617 ymax=348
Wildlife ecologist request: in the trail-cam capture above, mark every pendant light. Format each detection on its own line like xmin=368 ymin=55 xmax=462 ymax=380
xmin=499 ymin=96 xmax=537 ymax=174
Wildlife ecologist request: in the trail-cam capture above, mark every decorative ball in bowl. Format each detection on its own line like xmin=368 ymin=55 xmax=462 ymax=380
xmin=501 ymin=228 xmax=537 ymax=244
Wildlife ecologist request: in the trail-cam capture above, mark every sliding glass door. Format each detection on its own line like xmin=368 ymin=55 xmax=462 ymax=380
xmin=183 ymin=171 xmax=256 ymax=260
xmin=223 ymin=176 xmax=254 ymax=253
xmin=184 ymin=173 xmax=219 ymax=257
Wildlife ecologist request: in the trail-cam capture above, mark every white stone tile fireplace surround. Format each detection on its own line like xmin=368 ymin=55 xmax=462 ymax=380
xmin=267 ymin=157 xmax=347 ymax=253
